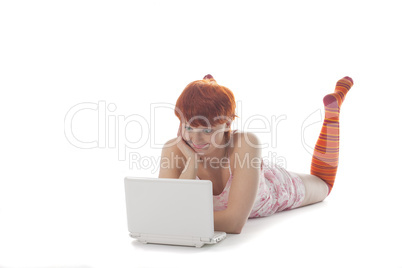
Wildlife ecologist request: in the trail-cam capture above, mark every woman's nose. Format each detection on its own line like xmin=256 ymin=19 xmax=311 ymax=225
xmin=188 ymin=132 xmax=205 ymax=144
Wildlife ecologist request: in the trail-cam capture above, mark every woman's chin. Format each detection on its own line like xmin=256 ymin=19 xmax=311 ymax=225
xmin=195 ymin=148 xmax=210 ymax=157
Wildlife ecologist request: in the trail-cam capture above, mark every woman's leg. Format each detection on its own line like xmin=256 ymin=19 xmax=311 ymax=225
xmin=287 ymin=77 xmax=353 ymax=207
xmin=290 ymin=172 xmax=329 ymax=207
xmin=309 ymin=76 xmax=353 ymax=196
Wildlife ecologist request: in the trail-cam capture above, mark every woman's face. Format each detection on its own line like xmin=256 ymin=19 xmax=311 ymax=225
xmin=181 ymin=121 xmax=230 ymax=155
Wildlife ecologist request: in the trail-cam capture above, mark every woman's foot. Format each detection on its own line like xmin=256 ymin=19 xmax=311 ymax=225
xmin=323 ymin=76 xmax=353 ymax=112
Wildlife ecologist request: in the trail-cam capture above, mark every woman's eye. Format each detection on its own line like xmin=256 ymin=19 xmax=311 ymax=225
xmin=184 ymin=126 xmax=212 ymax=133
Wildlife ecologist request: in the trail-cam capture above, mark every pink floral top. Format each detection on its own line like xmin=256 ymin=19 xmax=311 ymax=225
xmin=196 ymin=158 xmax=305 ymax=218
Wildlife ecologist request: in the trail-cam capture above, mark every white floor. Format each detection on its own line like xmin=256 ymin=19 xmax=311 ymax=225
xmin=1 ymin=165 xmax=400 ymax=268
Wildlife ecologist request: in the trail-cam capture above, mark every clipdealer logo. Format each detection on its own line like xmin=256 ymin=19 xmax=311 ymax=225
xmin=63 ymin=100 xmax=321 ymax=172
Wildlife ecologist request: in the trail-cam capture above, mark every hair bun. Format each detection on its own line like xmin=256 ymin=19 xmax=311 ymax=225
xmin=203 ymin=74 xmax=214 ymax=80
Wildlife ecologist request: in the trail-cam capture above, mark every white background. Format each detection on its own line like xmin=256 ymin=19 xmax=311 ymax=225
xmin=1 ymin=1 xmax=401 ymax=268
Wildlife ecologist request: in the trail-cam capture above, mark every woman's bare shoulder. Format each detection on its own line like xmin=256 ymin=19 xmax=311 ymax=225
xmin=163 ymin=137 xmax=179 ymax=148
xmin=230 ymin=131 xmax=262 ymax=171
xmin=162 ymin=137 xmax=183 ymax=156
xmin=159 ymin=137 xmax=186 ymax=175
xmin=232 ymin=131 xmax=261 ymax=150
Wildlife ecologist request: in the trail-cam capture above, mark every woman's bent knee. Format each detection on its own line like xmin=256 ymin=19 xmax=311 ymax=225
xmin=291 ymin=172 xmax=328 ymax=207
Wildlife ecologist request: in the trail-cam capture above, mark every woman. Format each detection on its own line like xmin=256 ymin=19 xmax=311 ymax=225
xmin=158 ymin=74 xmax=353 ymax=234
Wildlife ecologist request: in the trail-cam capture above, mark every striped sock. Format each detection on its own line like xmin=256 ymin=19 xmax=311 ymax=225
xmin=310 ymin=76 xmax=353 ymax=194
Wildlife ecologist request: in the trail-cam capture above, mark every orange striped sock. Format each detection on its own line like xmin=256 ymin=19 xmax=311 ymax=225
xmin=310 ymin=76 xmax=353 ymax=195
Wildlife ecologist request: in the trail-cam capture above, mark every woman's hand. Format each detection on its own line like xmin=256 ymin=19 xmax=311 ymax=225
xmin=176 ymin=124 xmax=201 ymax=162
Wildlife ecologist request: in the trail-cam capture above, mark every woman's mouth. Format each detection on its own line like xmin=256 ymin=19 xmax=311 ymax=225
xmin=192 ymin=143 xmax=209 ymax=150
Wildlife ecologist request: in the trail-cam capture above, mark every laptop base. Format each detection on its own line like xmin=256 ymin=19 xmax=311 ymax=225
xmin=130 ymin=232 xmax=226 ymax=248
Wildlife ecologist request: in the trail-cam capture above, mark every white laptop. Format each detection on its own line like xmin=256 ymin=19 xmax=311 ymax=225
xmin=124 ymin=177 xmax=227 ymax=248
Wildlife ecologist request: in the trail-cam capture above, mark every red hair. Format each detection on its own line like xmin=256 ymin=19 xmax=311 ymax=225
xmin=175 ymin=75 xmax=238 ymax=140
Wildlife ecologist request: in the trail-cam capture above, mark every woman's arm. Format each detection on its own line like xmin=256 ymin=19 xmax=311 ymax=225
xmin=216 ymin=132 xmax=261 ymax=234
xmin=158 ymin=138 xmax=184 ymax=179
xmin=158 ymin=137 xmax=199 ymax=179
xmin=178 ymin=157 xmax=198 ymax=179
xmin=214 ymin=210 xmax=242 ymax=234
xmin=159 ymin=124 xmax=202 ymax=179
